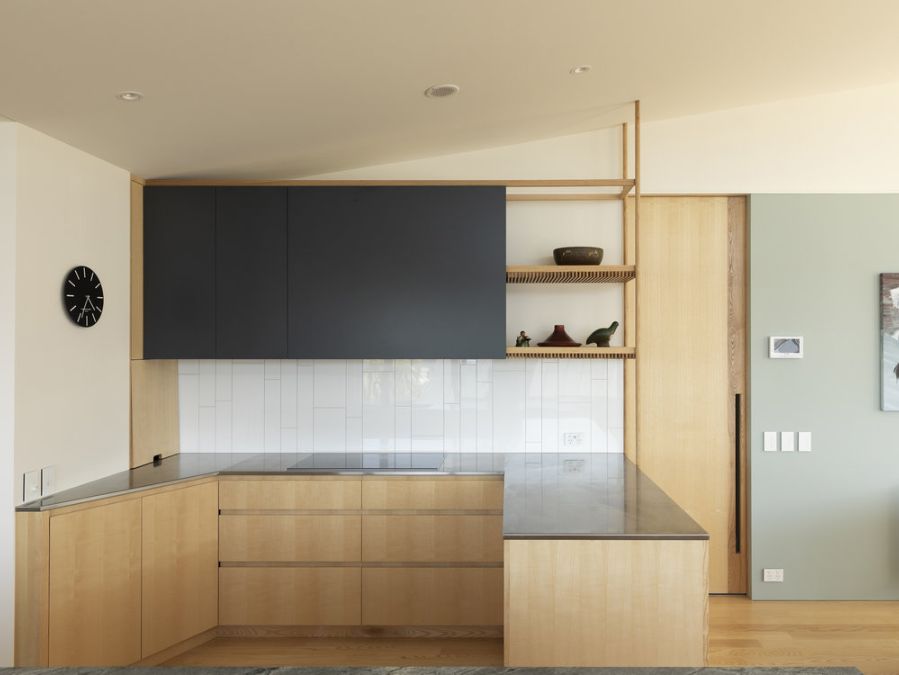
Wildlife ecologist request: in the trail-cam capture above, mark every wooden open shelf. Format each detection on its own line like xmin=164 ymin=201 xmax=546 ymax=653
xmin=506 ymin=265 xmax=635 ymax=284
xmin=506 ymin=346 xmax=636 ymax=359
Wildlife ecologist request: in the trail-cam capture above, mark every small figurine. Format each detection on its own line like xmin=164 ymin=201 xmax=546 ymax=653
xmin=586 ymin=321 xmax=619 ymax=348
xmin=515 ymin=330 xmax=531 ymax=347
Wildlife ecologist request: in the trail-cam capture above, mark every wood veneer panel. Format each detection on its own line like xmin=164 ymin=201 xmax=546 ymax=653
xmin=141 ymin=481 xmax=219 ymax=658
xmin=636 ymin=196 xmax=736 ymax=593
xmin=361 ymin=476 xmax=503 ymax=511
xmin=219 ymin=477 xmax=361 ymax=511
xmin=130 ymin=358 xmax=179 ymax=467
xmin=14 ymin=511 xmax=50 ymax=666
xmin=362 ymin=515 xmax=502 ymax=563
xmin=219 ymin=567 xmax=361 ymax=625
xmin=504 ymin=538 xmax=708 ymax=667
xmin=362 ymin=568 xmax=503 ymax=626
xmin=48 ymin=499 xmax=141 ymax=666
xmin=220 ymin=515 xmax=361 ymax=562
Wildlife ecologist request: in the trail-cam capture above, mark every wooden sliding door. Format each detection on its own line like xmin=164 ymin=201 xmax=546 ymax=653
xmin=635 ymin=196 xmax=747 ymax=594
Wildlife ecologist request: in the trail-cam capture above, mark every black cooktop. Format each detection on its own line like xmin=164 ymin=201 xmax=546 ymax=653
xmin=286 ymin=452 xmax=446 ymax=471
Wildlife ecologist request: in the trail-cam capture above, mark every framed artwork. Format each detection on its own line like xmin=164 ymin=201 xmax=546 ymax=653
xmin=882 ymin=273 xmax=899 ymax=411
xmin=769 ymin=336 xmax=803 ymax=359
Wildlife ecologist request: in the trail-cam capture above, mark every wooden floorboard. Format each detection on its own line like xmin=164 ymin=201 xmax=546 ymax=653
xmin=166 ymin=597 xmax=899 ymax=672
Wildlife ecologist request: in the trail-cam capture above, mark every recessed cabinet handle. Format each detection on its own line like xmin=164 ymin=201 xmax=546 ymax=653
xmin=735 ymin=393 xmax=742 ymax=554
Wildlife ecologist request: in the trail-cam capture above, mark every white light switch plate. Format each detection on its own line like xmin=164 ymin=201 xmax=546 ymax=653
xmin=763 ymin=568 xmax=785 ymax=582
xmin=41 ymin=466 xmax=56 ymax=495
xmin=23 ymin=470 xmax=41 ymax=502
xmin=763 ymin=432 xmax=778 ymax=452
xmin=798 ymin=432 xmax=812 ymax=452
xmin=781 ymin=431 xmax=795 ymax=452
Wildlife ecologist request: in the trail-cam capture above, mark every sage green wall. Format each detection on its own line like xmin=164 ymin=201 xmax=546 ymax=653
xmin=750 ymin=194 xmax=899 ymax=599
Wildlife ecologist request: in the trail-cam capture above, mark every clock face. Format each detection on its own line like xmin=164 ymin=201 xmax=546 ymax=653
xmin=63 ymin=266 xmax=104 ymax=327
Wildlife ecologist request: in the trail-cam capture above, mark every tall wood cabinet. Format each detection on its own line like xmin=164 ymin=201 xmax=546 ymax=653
xmin=635 ymin=196 xmax=747 ymax=594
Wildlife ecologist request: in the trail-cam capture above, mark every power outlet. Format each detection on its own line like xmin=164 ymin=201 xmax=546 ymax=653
xmin=22 ymin=470 xmax=41 ymax=502
xmin=763 ymin=568 xmax=784 ymax=583
xmin=563 ymin=432 xmax=584 ymax=447
xmin=41 ymin=465 xmax=57 ymax=495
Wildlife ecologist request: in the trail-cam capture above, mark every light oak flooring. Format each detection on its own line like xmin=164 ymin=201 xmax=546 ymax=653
xmin=166 ymin=597 xmax=899 ymax=673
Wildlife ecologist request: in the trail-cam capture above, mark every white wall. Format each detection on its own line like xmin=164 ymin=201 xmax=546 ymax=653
xmin=0 ymin=123 xmax=18 ymax=668
xmin=0 ymin=124 xmax=131 ymax=665
xmin=13 ymin=124 xmax=131 ymax=495
xmin=642 ymin=81 xmax=899 ymax=194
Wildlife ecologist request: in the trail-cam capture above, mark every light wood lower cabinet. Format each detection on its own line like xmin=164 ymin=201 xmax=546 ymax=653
xmin=362 ymin=567 xmax=503 ymax=625
xmin=362 ymin=515 xmax=503 ymax=563
xmin=219 ymin=567 xmax=362 ymax=625
xmin=220 ymin=514 xmax=361 ymax=562
xmin=141 ymin=481 xmax=219 ymax=658
xmin=48 ymin=499 xmax=142 ymax=666
xmin=219 ymin=475 xmax=361 ymax=510
xmin=362 ymin=476 xmax=503 ymax=511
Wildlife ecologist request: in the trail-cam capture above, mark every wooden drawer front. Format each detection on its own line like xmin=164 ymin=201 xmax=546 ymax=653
xmin=219 ymin=477 xmax=361 ymax=511
xmin=219 ymin=567 xmax=361 ymax=625
xmin=49 ymin=499 xmax=142 ymax=666
xmin=220 ymin=515 xmax=361 ymax=562
xmin=362 ymin=568 xmax=503 ymax=625
xmin=361 ymin=477 xmax=503 ymax=511
xmin=362 ymin=515 xmax=503 ymax=563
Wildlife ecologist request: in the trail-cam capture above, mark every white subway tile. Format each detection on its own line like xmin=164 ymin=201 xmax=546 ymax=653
xmin=264 ymin=359 xmax=281 ymax=380
xmin=297 ymin=365 xmax=314 ymax=450
xmin=198 ymin=361 xmax=216 ymax=407
xmin=314 ymin=360 xmax=347 ymax=407
xmin=558 ymin=360 xmax=591 ymax=403
xmin=395 ymin=360 xmax=412 ymax=405
xmin=264 ymin=379 xmax=281 ymax=452
xmin=346 ymin=416 xmax=362 ymax=452
xmin=178 ymin=359 xmax=199 ymax=375
xmin=493 ymin=371 xmax=526 ymax=452
xmin=525 ymin=359 xmax=542 ymax=444
xmin=607 ymin=360 xmax=624 ymax=427
xmin=476 ymin=381 xmax=492 ymax=452
xmin=198 ymin=406 xmax=215 ymax=452
xmin=444 ymin=360 xmax=461 ymax=405
xmin=559 ymin=401 xmax=591 ymax=451
xmin=591 ymin=378 xmax=609 ymax=453
xmin=215 ymin=400 xmax=232 ymax=451
xmin=590 ymin=358 xmax=609 ymax=380
xmin=179 ymin=373 xmax=199 ymax=451
xmin=460 ymin=362 xmax=478 ymax=452
xmin=411 ymin=359 xmax=443 ymax=408
xmin=314 ymin=408 xmax=346 ymax=452
xmin=363 ymin=359 xmax=394 ymax=372
xmin=346 ymin=360 xmax=363 ymax=418
xmin=396 ymin=406 xmax=412 ymax=451
xmin=215 ymin=360 xmax=232 ymax=401
xmin=476 ymin=359 xmax=493 ymax=383
xmin=541 ymin=360 xmax=559 ymax=452
xmin=280 ymin=427 xmax=298 ymax=452
xmin=444 ymin=403 xmax=461 ymax=452
xmin=280 ymin=360 xmax=298 ymax=428
xmin=232 ymin=362 xmax=265 ymax=451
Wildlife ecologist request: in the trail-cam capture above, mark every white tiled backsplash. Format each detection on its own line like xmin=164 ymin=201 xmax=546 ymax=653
xmin=178 ymin=358 xmax=623 ymax=453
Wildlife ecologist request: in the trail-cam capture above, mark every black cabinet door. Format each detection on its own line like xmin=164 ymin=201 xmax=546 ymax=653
xmin=287 ymin=186 xmax=506 ymax=359
xmin=144 ymin=187 xmax=215 ymax=358
xmin=215 ymin=188 xmax=288 ymax=357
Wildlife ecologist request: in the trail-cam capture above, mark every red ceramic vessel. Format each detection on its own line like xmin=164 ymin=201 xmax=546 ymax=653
xmin=537 ymin=324 xmax=581 ymax=347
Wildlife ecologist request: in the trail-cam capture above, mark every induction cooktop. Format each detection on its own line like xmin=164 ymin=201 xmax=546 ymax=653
xmin=286 ymin=452 xmax=446 ymax=471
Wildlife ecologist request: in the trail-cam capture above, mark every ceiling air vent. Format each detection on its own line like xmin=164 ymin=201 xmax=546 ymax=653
xmin=424 ymin=84 xmax=460 ymax=98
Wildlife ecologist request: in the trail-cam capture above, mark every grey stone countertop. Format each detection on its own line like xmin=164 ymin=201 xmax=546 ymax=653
xmin=16 ymin=451 xmax=708 ymax=541
xmin=0 ymin=666 xmax=865 ymax=674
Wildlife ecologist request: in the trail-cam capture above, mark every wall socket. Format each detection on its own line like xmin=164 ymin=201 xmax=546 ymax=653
xmin=23 ymin=470 xmax=42 ymax=502
xmin=562 ymin=432 xmax=584 ymax=447
xmin=41 ymin=465 xmax=57 ymax=495
xmin=763 ymin=568 xmax=784 ymax=582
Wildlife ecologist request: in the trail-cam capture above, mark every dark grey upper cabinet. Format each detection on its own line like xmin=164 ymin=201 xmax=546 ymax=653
xmin=144 ymin=187 xmax=215 ymax=359
xmin=287 ymin=186 xmax=506 ymax=359
xmin=215 ymin=188 xmax=288 ymax=358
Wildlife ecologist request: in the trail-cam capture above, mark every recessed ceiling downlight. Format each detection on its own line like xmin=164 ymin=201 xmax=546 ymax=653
xmin=424 ymin=84 xmax=460 ymax=98
xmin=116 ymin=91 xmax=143 ymax=102
xmin=569 ymin=65 xmax=592 ymax=75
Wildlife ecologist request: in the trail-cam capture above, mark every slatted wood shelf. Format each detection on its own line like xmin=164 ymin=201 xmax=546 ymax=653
xmin=506 ymin=265 xmax=635 ymax=284
xmin=506 ymin=346 xmax=635 ymax=360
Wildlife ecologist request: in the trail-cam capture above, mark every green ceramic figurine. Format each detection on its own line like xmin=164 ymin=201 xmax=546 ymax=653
xmin=586 ymin=321 xmax=619 ymax=347
xmin=515 ymin=330 xmax=531 ymax=347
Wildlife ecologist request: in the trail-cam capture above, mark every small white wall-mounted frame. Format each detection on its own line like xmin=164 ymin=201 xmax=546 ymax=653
xmin=769 ymin=336 xmax=803 ymax=359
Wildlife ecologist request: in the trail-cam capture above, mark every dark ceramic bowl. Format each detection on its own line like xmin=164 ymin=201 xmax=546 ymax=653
xmin=553 ymin=246 xmax=603 ymax=265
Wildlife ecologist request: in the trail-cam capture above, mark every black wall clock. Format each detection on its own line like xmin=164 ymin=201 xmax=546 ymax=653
xmin=63 ymin=266 xmax=104 ymax=327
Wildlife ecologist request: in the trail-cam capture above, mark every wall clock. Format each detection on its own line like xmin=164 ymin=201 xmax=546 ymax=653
xmin=63 ymin=266 xmax=104 ymax=327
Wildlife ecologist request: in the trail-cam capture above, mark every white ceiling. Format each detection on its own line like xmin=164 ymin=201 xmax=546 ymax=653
xmin=1 ymin=0 xmax=898 ymax=179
